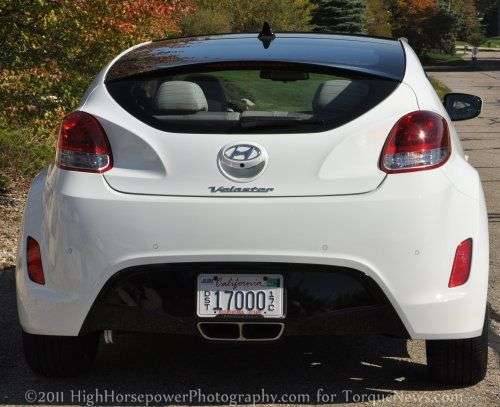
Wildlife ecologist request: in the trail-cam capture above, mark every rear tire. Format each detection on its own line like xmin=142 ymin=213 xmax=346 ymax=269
xmin=426 ymin=315 xmax=488 ymax=387
xmin=22 ymin=330 xmax=99 ymax=377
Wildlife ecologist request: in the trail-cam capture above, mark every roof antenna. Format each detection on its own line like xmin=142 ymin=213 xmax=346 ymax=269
xmin=258 ymin=22 xmax=276 ymax=49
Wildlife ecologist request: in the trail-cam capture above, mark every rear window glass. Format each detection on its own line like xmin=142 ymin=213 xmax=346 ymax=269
xmin=106 ymin=64 xmax=399 ymax=133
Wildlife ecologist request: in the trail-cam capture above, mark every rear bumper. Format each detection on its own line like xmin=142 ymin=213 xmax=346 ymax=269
xmin=16 ymin=158 xmax=489 ymax=339
xmin=79 ymin=263 xmax=408 ymax=338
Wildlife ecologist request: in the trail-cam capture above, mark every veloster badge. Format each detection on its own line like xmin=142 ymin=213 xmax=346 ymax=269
xmin=208 ymin=186 xmax=274 ymax=193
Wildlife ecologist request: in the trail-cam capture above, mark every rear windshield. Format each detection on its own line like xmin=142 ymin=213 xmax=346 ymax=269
xmin=106 ymin=64 xmax=399 ymax=133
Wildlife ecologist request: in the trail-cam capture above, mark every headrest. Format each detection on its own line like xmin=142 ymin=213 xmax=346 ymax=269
xmin=183 ymin=74 xmax=228 ymax=111
xmin=155 ymin=81 xmax=208 ymax=113
xmin=312 ymin=80 xmax=370 ymax=114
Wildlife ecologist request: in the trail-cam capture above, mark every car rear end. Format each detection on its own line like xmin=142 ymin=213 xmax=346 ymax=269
xmin=16 ymin=34 xmax=488 ymax=382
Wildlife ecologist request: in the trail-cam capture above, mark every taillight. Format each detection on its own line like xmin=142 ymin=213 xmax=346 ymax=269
xmin=380 ymin=111 xmax=450 ymax=173
xmin=448 ymin=238 xmax=473 ymax=288
xmin=27 ymin=237 xmax=45 ymax=285
xmin=56 ymin=111 xmax=113 ymax=173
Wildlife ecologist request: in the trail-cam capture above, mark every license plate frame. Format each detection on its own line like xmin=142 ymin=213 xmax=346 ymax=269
xmin=196 ymin=273 xmax=284 ymax=319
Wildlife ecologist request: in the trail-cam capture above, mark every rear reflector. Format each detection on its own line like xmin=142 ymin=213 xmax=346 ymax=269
xmin=380 ymin=111 xmax=450 ymax=173
xmin=448 ymin=238 xmax=473 ymax=288
xmin=27 ymin=237 xmax=45 ymax=285
xmin=56 ymin=111 xmax=112 ymax=173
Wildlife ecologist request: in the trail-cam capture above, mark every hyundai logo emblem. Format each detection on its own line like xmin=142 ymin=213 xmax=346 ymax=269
xmin=224 ymin=145 xmax=261 ymax=161
xmin=217 ymin=142 xmax=268 ymax=182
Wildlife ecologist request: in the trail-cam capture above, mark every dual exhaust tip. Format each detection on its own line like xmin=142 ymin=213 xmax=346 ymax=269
xmin=102 ymin=323 xmax=283 ymax=344
xmin=197 ymin=322 xmax=284 ymax=341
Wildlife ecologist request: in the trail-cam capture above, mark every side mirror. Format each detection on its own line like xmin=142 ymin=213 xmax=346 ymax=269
xmin=443 ymin=93 xmax=482 ymax=121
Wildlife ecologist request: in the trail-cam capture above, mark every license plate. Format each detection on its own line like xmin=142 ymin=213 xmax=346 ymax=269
xmin=197 ymin=274 xmax=284 ymax=318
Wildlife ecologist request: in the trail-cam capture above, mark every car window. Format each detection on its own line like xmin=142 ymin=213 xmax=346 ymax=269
xmin=106 ymin=64 xmax=399 ymax=133
xmin=173 ymin=70 xmax=335 ymax=113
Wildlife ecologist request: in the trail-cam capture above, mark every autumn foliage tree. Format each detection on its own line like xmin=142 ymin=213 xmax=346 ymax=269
xmin=450 ymin=0 xmax=480 ymax=40
xmin=364 ymin=0 xmax=464 ymax=56
xmin=386 ymin=0 xmax=457 ymax=55
xmin=0 ymin=0 xmax=194 ymax=185
xmin=0 ymin=0 xmax=193 ymax=129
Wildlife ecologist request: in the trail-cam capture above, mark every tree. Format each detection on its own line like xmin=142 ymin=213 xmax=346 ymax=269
xmin=231 ymin=0 xmax=314 ymax=32
xmin=181 ymin=4 xmax=232 ymax=36
xmin=449 ymin=0 xmax=480 ymax=40
xmin=387 ymin=0 xmax=457 ymax=55
xmin=311 ymin=0 xmax=365 ymax=33
xmin=476 ymin=0 xmax=499 ymax=36
xmin=0 ymin=0 xmax=193 ymax=128
xmin=365 ymin=0 xmax=392 ymax=37
xmin=181 ymin=0 xmax=314 ymax=35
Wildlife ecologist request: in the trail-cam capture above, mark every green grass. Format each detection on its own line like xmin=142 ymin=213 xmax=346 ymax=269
xmin=177 ymin=70 xmax=333 ymax=112
xmin=483 ymin=36 xmax=500 ymax=48
xmin=457 ymin=37 xmax=500 ymax=48
xmin=217 ymin=71 xmax=332 ymax=111
xmin=422 ymin=52 xmax=465 ymax=65
xmin=0 ymin=125 xmax=54 ymax=191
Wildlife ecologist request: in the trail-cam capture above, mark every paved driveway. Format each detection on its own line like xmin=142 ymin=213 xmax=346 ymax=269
xmin=0 ymin=70 xmax=499 ymax=406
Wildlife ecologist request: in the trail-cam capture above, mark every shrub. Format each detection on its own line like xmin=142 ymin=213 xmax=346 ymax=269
xmin=230 ymin=0 xmax=314 ymax=32
xmin=468 ymin=30 xmax=486 ymax=47
xmin=181 ymin=8 xmax=232 ymax=36
xmin=365 ymin=0 xmax=392 ymax=37
xmin=451 ymin=0 xmax=480 ymax=41
xmin=181 ymin=0 xmax=314 ymax=35
xmin=387 ymin=0 xmax=457 ymax=56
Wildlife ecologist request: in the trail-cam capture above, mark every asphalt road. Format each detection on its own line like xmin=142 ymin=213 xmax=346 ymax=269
xmin=0 ymin=66 xmax=499 ymax=406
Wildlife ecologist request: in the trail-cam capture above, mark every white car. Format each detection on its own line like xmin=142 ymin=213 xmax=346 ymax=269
xmin=17 ymin=28 xmax=489 ymax=384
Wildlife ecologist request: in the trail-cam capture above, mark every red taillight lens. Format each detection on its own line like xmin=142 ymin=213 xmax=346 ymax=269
xmin=56 ymin=111 xmax=112 ymax=173
xmin=27 ymin=237 xmax=45 ymax=285
xmin=448 ymin=238 xmax=473 ymax=288
xmin=380 ymin=111 xmax=450 ymax=173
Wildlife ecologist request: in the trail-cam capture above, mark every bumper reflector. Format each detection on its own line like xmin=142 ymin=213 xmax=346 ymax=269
xmin=448 ymin=238 xmax=473 ymax=288
xmin=27 ymin=237 xmax=45 ymax=285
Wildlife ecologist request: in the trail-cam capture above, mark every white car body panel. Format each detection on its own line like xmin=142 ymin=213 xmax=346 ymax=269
xmin=16 ymin=38 xmax=489 ymax=340
xmin=88 ymin=82 xmax=418 ymax=197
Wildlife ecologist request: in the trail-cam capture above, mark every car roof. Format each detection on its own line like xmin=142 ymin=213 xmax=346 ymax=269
xmin=106 ymin=33 xmax=406 ymax=82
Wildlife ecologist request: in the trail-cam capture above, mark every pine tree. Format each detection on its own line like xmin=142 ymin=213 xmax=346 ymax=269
xmin=311 ymin=0 xmax=365 ymax=33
